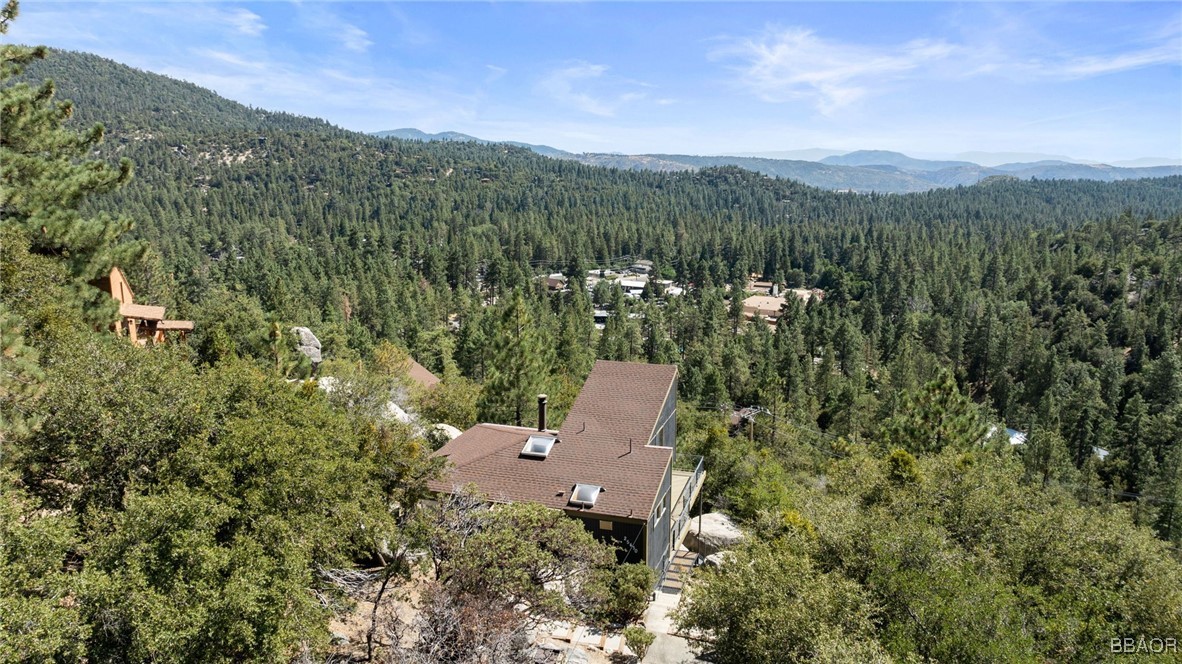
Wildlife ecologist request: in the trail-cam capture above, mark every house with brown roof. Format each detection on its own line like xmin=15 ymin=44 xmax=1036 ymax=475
xmin=96 ymin=267 xmax=193 ymax=345
xmin=428 ymin=360 xmax=704 ymax=578
xmin=407 ymin=359 xmax=441 ymax=391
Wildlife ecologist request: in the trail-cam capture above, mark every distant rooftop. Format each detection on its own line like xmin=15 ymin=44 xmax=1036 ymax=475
xmin=408 ymin=359 xmax=440 ymax=390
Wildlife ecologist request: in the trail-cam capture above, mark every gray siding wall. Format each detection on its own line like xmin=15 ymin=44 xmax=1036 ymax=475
xmin=651 ymin=381 xmax=678 ymax=448
xmin=645 ymin=456 xmax=673 ymax=570
xmin=644 ymin=379 xmax=677 ymax=571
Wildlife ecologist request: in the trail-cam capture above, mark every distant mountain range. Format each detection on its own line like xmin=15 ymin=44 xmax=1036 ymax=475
xmin=374 ymin=129 xmax=1182 ymax=194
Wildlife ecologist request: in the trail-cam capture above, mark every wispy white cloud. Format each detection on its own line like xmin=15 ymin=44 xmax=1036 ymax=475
xmin=953 ymin=6 xmax=1181 ymax=81
xmin=192 ymin=49 xmax=267 ymax=71
xmin=5 ymin=9 xmax=101 ymax=45
xmin=485 ymin=64 xmax=508 ymax=83
xmin=536 ymin=62 xmax=646 ymax=117
xmin=135 ymin=5 xmax=266 ymax=37
xmin=292 ymin=4 xmax=373 ymax=54
xmin=168 ymin=48 xmax=473 ymax=122
xmin=1043 ymin=43 xmax=1180 ymax=78
xmin=711 ymin=27 xmax=954 ymax=113
xmin=713 ymin=21 xmax=1180 ymax=113
xmin=224 ymin=8 xmax=266 ymax=37
xmin=340 ymin=24 xmax=373 ymax=54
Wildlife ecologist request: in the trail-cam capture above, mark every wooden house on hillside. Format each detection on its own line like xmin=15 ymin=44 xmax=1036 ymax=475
xmin=97 ymin=267 xmax=193 ymax=345
xmin=428 ymin=360 xmax=705 ymax=581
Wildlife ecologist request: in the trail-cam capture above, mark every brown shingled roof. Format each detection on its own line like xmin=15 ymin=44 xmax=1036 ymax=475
xmin=428 ymin=360 xmax=677 ymax=520
xmin=408 ymin=359 xmax=441 ymax=390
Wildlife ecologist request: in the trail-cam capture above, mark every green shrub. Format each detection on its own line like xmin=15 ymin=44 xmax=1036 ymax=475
xmin=623 ymin=625 xmax=655 ymax=660
xmin=586 ymin=563 xmax=655 ymax=626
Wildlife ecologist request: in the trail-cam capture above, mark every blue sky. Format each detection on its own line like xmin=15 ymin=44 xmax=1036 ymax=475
xmin=10 ymin=1 xmax=1182 ymax=162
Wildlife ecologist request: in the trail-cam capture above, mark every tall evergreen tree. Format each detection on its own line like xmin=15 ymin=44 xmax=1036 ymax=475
xmin=478 ymin=290 xmax=550 ymax=426
xmin=1151 ymin=441 xmax=1182 ymax=545
xmin=880 ymin=370 xmax=986 ymax=455
xmin=0 ymin=1 xmax=143 ymax=322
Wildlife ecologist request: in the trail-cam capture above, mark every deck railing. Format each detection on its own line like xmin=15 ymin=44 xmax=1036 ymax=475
xmin=671 ymin=453 xmax=704 ymax=544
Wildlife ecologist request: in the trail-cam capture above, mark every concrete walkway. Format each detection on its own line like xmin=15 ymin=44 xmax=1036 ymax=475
xmin=640 ymin=588 xmax=707 ymax=664
xmin=645 ymin=631 xmax=702 ymax=664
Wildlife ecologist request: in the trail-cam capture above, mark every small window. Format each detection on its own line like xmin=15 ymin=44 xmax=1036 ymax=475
xmin=599 ymin=520 xmax=613 ymax=531
xmin=520 ymin=435 xmax=556 ymax=459
xmin=569 ymin=483 xmax=602 ymax=509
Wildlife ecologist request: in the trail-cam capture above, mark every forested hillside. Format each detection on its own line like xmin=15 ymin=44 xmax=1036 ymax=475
xmin=5 ymin=41 xmax=1182 ymax=663
xmin=20 ymin=46 xmax=1182 ymax=518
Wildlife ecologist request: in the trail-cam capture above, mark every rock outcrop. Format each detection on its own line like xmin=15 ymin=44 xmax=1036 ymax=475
xmin=290 ymin=326 xmax=322 ymax=364
xmin=684 ymin=512 xmax=744 ymax=557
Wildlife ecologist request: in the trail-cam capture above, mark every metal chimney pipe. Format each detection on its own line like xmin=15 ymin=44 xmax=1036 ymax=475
xmin=537 ymin=394 xmax=548 ymax=432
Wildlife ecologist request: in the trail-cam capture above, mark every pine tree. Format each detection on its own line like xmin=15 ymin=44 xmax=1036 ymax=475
xmin=0 ymin=0 xmax=142 ymax=324
xmin=1021 ymin=425 xmax=1075 ymax=487
xmin=880 ymin=370 xmax=986 ymax=455
xmin=0 ymin=306 xmax=44 ymax=445
xmin=641 ymin=307 xmax=678 ymax=365
xmin=1151 ymin=441 xmax=1182 ymax=545
xmin=555 ymin=290 xmax=595 ymax=377
xmin=478 ymin=290 xmax=550 ymax=426
xmin=1114 ymin=393 xmax=1154 ymax=492
xmin=1146 ymin=348 xmax=1182 ymax=415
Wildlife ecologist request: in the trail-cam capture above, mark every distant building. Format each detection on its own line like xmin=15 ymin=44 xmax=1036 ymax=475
xmin=654 ymin=280 xmax=684 ymax=298
xmin=741 ymin=290 xmax=822 ymax=325
xmin=788 ymin=288 xmax=825 ymax=303
xmin=986 ymin=425 xmax=1028 ymax=446
xmin=618 ymin=278 xmax=647 ymax=298
xmin=543 ymin=273 xmax=568 ymax=291
xmin=742 ymin=294 xmax=787 ymax=323
xmin=429 ymin=361 xmax=704 ymax=578
xmin=593 ymin=309 xmax=610 ymax=330
xmin=96 ymin=267 xmax=193 ymax=345
xmin=628 ymin=259 xmax=655 ymax=275
xmin=749 ymin=280 xmax=775 ymax=295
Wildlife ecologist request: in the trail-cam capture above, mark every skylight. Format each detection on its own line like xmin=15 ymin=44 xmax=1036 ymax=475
xmin=520 ymin=434 xmax=556 ymax=459
xmin=569 ymin=483 xmax=602 ymax=509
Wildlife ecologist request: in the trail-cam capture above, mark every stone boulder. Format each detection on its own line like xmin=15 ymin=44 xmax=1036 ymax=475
xmin=684 ymin=512 xmax=744 ymax=557
xmin=290 ymin=326 xmax=322 ymax=364
xmin=425 ymin=424 xmax=462 ymax=451
xmin=702 ymin=551 xmax=734 ymax=568
xmin=433 ymin=423 xmax=463 ymax=441
xmin=381 ymin=400 xmax=413 ymax=425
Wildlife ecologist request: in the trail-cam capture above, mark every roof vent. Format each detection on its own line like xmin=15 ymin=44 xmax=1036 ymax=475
xmin=569 ymin=483 xmax=603 ymax=509
xmin=521 ymin=434 xmax=557 ymax=459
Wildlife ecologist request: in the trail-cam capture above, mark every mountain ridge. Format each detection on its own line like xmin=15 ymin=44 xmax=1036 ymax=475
xmin=373 ymin=128 xmax=1181 ymax=193
xmin=19 ymin=49 xmax=1178 ymax=195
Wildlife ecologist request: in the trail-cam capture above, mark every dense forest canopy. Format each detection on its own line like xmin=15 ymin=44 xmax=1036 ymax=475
xmin=4 ymin=38 xmax=1182 ymax=663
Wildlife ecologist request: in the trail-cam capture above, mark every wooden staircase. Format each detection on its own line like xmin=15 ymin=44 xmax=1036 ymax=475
xmin=658 ymin=550 xmax=698 ymax=594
